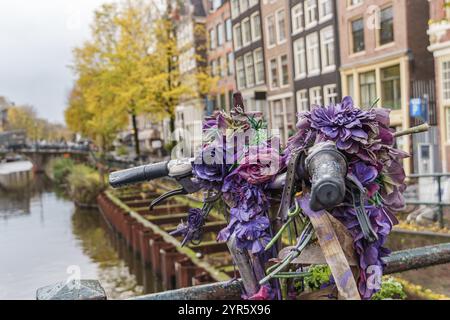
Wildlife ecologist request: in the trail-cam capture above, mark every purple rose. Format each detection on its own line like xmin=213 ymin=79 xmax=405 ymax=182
xmin=234 ymin=146 xmax=281 ymax=185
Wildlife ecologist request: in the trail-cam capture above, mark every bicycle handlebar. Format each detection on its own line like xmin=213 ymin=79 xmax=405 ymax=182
xmin=109 ymin=161 xmax=170 ymax=188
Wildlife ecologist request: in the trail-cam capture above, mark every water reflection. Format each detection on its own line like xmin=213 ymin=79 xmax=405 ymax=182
xmin=0 ymin=175 xmax=162 ymax=300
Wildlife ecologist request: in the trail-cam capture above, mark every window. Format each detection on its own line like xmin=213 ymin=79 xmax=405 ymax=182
xmin=227 ymin=52 xmax=234 ymax=75
xmin=293 ymin=38 xmax=306 ymax=79
xmin=379 ymin=6 xmax=394 ymax=46
xmin=442 ymin=60 xmax=450 ymax=103
xmin=249 ymin=0 xmax=258 ymax=7
xmin=266 ymin=15 xmax=276 ymax=47
xmin=254 ymin=48 xmax=265 ymax=84
xmin=306 ymin=32 xmax=320 ymax=76
xmin=236 ymin=57 xmax=245 ymax=89
xmin=276 ymin=10 xmax=286 ymax=43
xmin=291 ymin=3 xmax=304 ymax=34
xmin=352 ymin=18 xmax=365 ymax=53
xmin=240 ymin=0 xmax=249 ymax=13
xmin=320 ymin=26 xmax=335 ymax=72
xmin=231 ymin=0 xmax=239 ymax=18
xmin=359 ymin=71 xmax=376 ymax=107
xmin=225 ymin=19 xmax=232 ymax=42
xmin=347 ymin=75 xmax=355 ymax=97
xmin=245 ymin=52 xmax=255 ymax=87
xmin=318 ymin=0 xmax=333 ymax=22
xmin=219 ymin=57 xmax=225 ymax=77
xmin=234 ymin=24 xmax=242 ymax=49
xmin=242 ymin=18 xmax=251 ymax=45
xmin=217 ymin=23 xmax=224 ymax=47
xmin=324 ymin=84 xmax=338 ymax=105
xmin=270 ymin=98 xmax=295 ymax=145
xmin=251 ymin=13 xmax=261 ymax=41
xmin=296 ymin=90 xmax=309 ymax=112
xmin=381 ymin=65 xmax=401 ymax=110
xmin=310 ymin=87 xmax=322 ymax=106
xmin=280 ymin=55 xmax=289 ymax=87
xmin=209 ymin=29 xmax=216 ymax=49
xmin=270 ymin=58 xmax=278 ymax=88
xmin=305 ymin=0 xmax=317 ymax=29
xmin=212 ymin=59 xmax=218 ymax=76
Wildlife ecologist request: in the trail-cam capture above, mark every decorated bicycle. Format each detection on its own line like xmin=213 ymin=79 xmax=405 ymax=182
xmin=109 ymin=93 xmax=428 ymax=300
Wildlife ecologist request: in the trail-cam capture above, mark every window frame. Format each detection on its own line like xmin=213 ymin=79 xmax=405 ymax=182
xmin=351 ymin=17 xmax=365 ymax=54
xmin=266 ymin=14 xmax=277 ymax=48
xmin=233 ymin=23 xmax=242 ymax=49
xmin=320 ymin=26 xmax=336 ymax=74
xmin=293 ymin=37 xmax=307 ymax=80
xmin=309 ymin=86 xmax=323 ymax=106
xmin=305 ymin=0 xmax=318 ymax=30
xmin=306 ymin=32 xmax=320 ymax=77
xmin=296 ymin=89 xmax=309 ymax=113
xmin=291 ymin=3 xmax=304 ymax=35
xmin=318 ymin=0 xmax=333 ymax=23
xmin=269 ymin=57 xmax=279 ymax=89
xmin=251 ymin=12 xmax=261 ymax=41
xmin=279 ymin=54 xmax=289 ymax=87
xmin=324 ymin=84 xmax=338 ymax=105
xmin=244 ymin=52 xmax=255 ymax=88
xmin=276 ymin=9 xmax=287 ymax=44
xmin=254 ymin=48 xmax=265 ymax=85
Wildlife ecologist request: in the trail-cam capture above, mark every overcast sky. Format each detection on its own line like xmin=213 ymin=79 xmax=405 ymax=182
xmin=0 ymin=0 xmax=115 ymax=124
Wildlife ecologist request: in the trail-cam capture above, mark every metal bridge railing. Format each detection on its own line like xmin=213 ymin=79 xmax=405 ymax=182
xmin=407 ymin=173 xmax=450 ymax=228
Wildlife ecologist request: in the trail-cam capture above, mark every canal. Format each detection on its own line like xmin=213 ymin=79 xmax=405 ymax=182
xmin=0 ymin=175 xmax=449 ymax=299
xmin=0 ymin=175 xmax=162 ymax=300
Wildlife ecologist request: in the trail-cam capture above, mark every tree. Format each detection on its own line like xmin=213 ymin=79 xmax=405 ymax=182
xmin=65 ymin=1 xmax=216 ymax=158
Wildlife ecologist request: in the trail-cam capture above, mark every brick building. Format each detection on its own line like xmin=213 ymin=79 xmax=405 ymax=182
xmin=338 ymin=0 xmax=436 ymax=175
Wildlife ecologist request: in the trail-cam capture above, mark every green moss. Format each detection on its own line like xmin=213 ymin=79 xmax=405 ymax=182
xmin=371 ymin=277 xmax=407 ymax=300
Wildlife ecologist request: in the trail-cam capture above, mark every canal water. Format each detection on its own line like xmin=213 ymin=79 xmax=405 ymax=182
xmin=0 ymin=175 xmax=449 ymax=299
xmin=0 ymin=175 xmax=162 ymax=300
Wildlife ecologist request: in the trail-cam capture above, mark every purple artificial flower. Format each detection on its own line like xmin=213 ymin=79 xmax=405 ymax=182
xmin=192 ymin=144 xmax=227 ymax=183
xmin=235 ymin=146 xmax=282 ymax=185
xmin=351 ymin=162 xmax=380 ymax=197
xmin=170 ymin=208 xmax=205 ymax=246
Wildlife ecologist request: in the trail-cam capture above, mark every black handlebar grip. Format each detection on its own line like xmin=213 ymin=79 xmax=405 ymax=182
xmin=109 ymin=161 xmax=170 ymax=188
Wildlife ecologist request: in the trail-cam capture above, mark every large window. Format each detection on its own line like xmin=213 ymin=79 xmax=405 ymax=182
xmin=276 ymin=9 xmax=286 ymax=43
xmin=379 ymin=6 xmax=394 ymax=46
xmin=254 ymin=48 xmax=265 ymax=84
xmin=231 ymin=0 xmax=239 ymax=18
xmin=266 ymin=15 xmax=276 ymax=47
xmin=240 ymin=0 xmax=249 ymax=13
xmin=234 ymin=24 xmax=242 ymax=49
xmin=310 ymin=87 xmax=322 ymax=106
xmin=446 ymin=108 xmax=450 ymax=142
xmin=280 ymin=55 xmax=289 ymax=87
xmin=324 ymin=84 xmax=338 ymax=105
xmin=227 ymin=52 xmax=234 ymax=75
xmin=318 ymin=0 xmax=332 ymax=22
xmin=209 ymin=28 xmax=216 ymax=49
xmin=305 ymin=0 xmax=318 ymax=29
xmin=236 ymin=57 xmax=245 ymax=89
xmin=381 ymin=65 xmax=401 ymax=110
xmin=320 ymin=26 xmax=335 ymax=72
xmin=270 ymin=58 xmax=278 ymax=88
xmin=244 ymin=52 xmax=255 ymax=87
xmin=271 ymin=98 xmax=295 ymax=145
xmin=217 ymin=23 xmax=224 ymax=47
xmin=242 ymin=18 xmax=251 ymax=45
xmin=296 ymin=90 xmax=309 ymax=112
xmin=251 ymin=12 xmax=261 ymax=40
xmin=359 ymin=71 xmax=376 ymax=107
xmin=225 ymin=19 xmax=232 ymax=42
xmin=352 ymin=18 xmax=365 ymax=53
xmin=291 ymin=3 xmax=304 ymax=34
xmin=306 ymin=32 xmax=320 ymax=76
xmin=293 ymin=38 xmax=306 ymax=79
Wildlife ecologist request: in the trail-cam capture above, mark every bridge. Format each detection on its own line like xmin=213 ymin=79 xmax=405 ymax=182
xmin=0 ymin=148 xmax=90 ymax=172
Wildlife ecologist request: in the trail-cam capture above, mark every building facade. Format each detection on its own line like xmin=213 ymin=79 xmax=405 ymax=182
xmin=260 ymin=0 xmax=295 ymax=144
xmin=289 ymin=0 xmax=341 ymax=126
xmin=428 ymin=0 xmax=450 ymax=172
xmin=338 ymin=0 xmax=436 ymax=175
xmin=175 ymin=0 xmax=209 ymax=153
xmin=205 ymin=0 xmax=236 ymax=113
xmin=230 ymin=0 xmax=267 ymax=117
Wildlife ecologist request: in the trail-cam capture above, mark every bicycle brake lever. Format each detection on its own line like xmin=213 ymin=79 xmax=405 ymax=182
xmin=150 ymin=187 xmax=188 ymax=209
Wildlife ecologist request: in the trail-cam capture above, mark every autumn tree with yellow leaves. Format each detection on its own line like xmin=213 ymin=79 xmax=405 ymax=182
xmin=65 ymin=0 xmax=215 ymax=158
